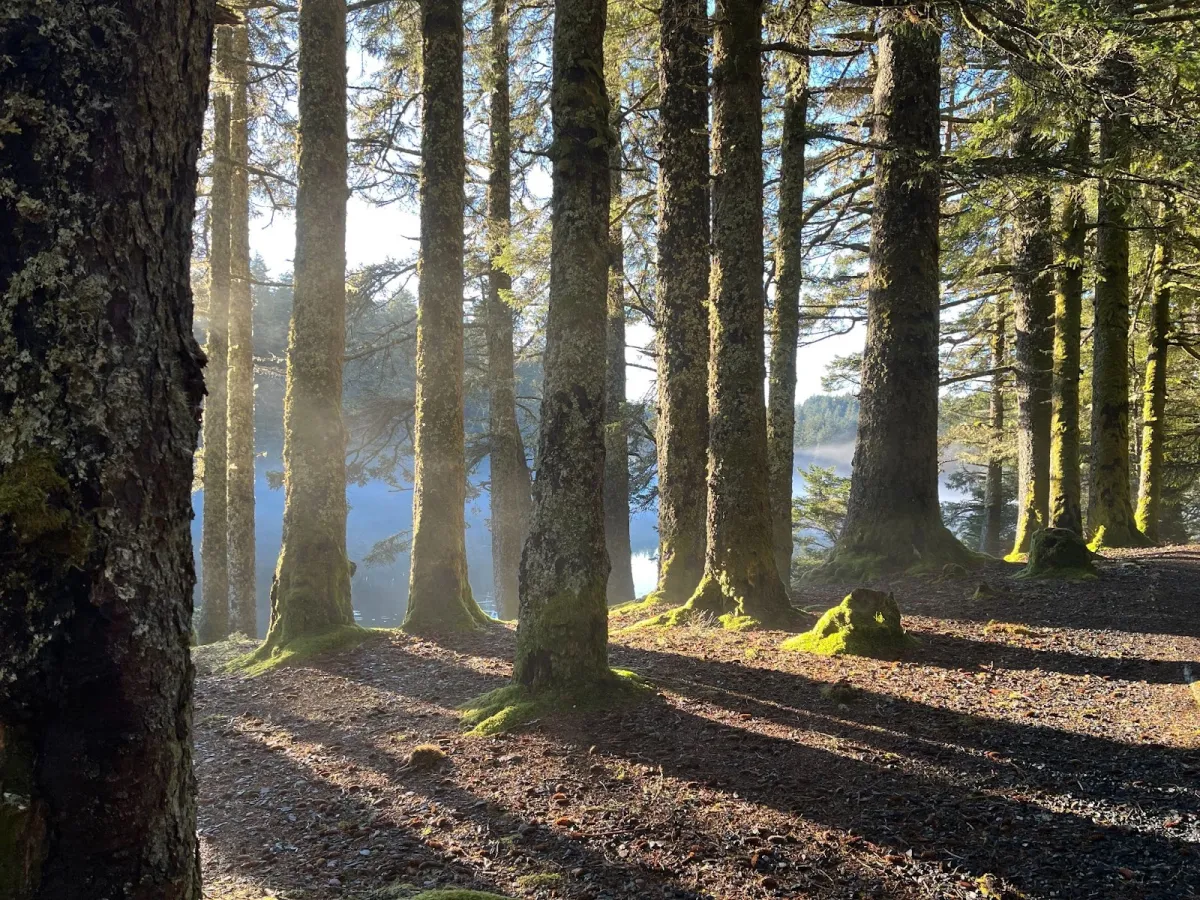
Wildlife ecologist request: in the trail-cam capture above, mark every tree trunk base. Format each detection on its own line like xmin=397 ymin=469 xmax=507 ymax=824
xmin=630 ymin=567 xmax=798 ymax=631
xmin=1087 ymin=522 xmax=1153 ymax=552
xmin=460 ymin=669 xmax=651 ymax=736
xmin=811 ymin=518 xmax=977 ymax=582
xmin=402 ymin=590 xmax=492 ymax=636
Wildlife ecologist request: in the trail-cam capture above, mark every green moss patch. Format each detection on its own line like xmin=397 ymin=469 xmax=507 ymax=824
xmin=227 ymin=625 xmax=379 ymax=676
xmin=781 ymin=589 xmax=915 ymax=658
xmin=516 ymin=872 xmax=564 ymax=890
xmin=1017 ymin=528 xmax=1097 ymax=580
xmin=460 ymin=669 xmax=651 ymax=737
xmin=192 ymin=632 xmax=260 ymax=675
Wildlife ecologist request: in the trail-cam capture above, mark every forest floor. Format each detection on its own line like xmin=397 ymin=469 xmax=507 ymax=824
xmin=196 ymin=545 xmax=1200 ymax=900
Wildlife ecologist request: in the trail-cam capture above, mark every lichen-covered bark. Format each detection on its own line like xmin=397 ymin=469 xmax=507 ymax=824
xmin=651 ymin=0 xmax=710 ymax=605
xmin=766 ymin=4 xmax=810 ymax=584
xmin=1088 ymin=29 xmax=1148 ymax=549
xmin=1008 ymin=128 xmax=1053 ymax=557
xmin=604 ymin=113 xmax=636 ymax=605
xmin=267 ymin=0 xmax=355 ymax=649
xmin=1135 ymin=202 xmax=1174 ymax=543
xmin=1049 ymin=123 xmax=1088 ymax=535
xmin=826 ymin=8 xmax=970 ymax=574
xmin=404 ymin=0 xmax=489 ymax=632
xmin=683 ymin=0 xmax=791 ymax=624
xmin=0 ymin=3 xmax=209 ymax=896
xmin=513 ymin=0 xmax=612 ymax=690
xmin=485 ymin=0 xmax=532 ymax=622
xmin=198 ymin=79 xmax=233 ymax=644
xmin=226 ymin=18 xmax=258 ymax=637
xmin=979 ymin=306 xmax=1007 ymax=555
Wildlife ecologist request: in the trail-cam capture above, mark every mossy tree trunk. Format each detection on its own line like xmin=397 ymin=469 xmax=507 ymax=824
xmin=652 ymin=0 xmax=710 ymax=605
xmin=604 ymin=109 xmax=637 ymax=605
xmin=198 ymin=63 xmax=233 ymax=645
xmin=513 ymin=0 xmax=612 ymax=691
xmin=404 ymin=0 xmax=489 ymax=632
xmin=1008 ymin=128 xmax=1054 ymax=558
xmin=485 ymin=0 xmax=532 ymax=622
xmin=0 ymin=2 xmax=209 ymax=896
xmin=980 ymin=305 xmax=1007 ymax=555
xmin=766 ymin=2 xmax=811 ymax=585
xmin=266 ymin=0 xmax=356 ymax=650
xmin=826 ymin=8 xmax=970 ymax=575
xmin=227 ymin=17 xmax=258 ymax=638
xmin=1135 ymin=201 xmax=1175 ymax=543
xmin=683 ymin=0 xmax=791 ymax=624
xmin=1049 ymin=123 xmax=1088 ymax=535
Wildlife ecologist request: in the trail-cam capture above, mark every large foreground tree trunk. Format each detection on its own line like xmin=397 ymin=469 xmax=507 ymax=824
xmin=514 ymin=0 xmax=612 ymax=690
xmin=485 ymin=0 xmax=532 ymax=621
xmin=766 ymin=2 xmax=811 ymax=585
xmin=1049 ymin=123 xmax=1088 ymax=535
xmin=404 ymin=0 xmax=489 ymax=631
xmin=227 ymin=17 xmax=259 ymax=637
xmin=1008 ymin=129 xmax=1053 ymax=558
xmin=266 ymin=0 xmax=356 ymax=648
xmin=198 ymin=77 xmax=233 ymax=644
xmin=825 ymin=7 xmax=969 ymax=577
xmin=979 ymin=306 xmax=1007 ymax=555
xmin=682 ymin=0 xmax=791 ymax=625
xmin=652 ymin=0 xmax=710 ymax=605
xmin=0 ymin=2 xmax=209 ymax=896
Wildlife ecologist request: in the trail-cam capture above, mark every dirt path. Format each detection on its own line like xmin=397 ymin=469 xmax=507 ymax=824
xmin=196 ymin=547 xmax=1200 ymax=900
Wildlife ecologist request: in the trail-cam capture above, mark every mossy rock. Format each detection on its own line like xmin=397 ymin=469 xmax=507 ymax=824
xmin=459 ymin=669 xmax=651 ymax=736
xmin=781 ymin=589 xmax=914 ymax=658
xmin=226 ymin=625 xmax=379 ymax=675
xmin=1016 ymin=528 xmax=1097 ymax=580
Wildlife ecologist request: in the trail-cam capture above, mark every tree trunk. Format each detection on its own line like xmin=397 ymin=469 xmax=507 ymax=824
xmin=682 ymin=0 xmax=791 ymax=624
xmin=1008 ymin=128 xmax=1053 ymax=558
xmin=766 ymin=2 xmax=810 ymax=586
xmin=1087 ymin=16 xmax=1147 ymax=549
xmin=266 ymin=0 xmax=356 ymax=649
xmin=604 ymin=113 xmax=637 ymax=605
xmin=980 ymin=306 xmax=1007 ymax=555
xmin=514 ymin=0 xmax=612 ymax=690
xmin=485 ymin=0 xmax=532 ymax=622
xmin=1049 ymin=123 xmax=1088 ymax=535
xmin=652 ymin=0 xmax=710 ymax=605
xmin=826 ymin=7 xmax=970 ymax=576
xmin=198 ymin=57 xmax=233 ymax=644
xmin=404 ymin=0 xmax=489 ymax=632
xmin=0 ymin=3 xmax=209 ymax=897
xmin=1135 ymin=201 xmax=1174 ymax=543
xmin=227 ymin=17 xmax=259 ymax=638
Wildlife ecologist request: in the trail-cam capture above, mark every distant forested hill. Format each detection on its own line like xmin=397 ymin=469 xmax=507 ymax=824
xmin=793 ymin=394 xmax=859 ymax=448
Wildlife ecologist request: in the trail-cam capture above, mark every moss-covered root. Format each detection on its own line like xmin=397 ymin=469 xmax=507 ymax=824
xmin=627 ymin=571 xmax=799 ymax=632
xmin=782 ymin=589 xmax=915 ymax=658
xmin=227 ymin=624 xmax=376 ymax=675
xmin=1017 ymin=527 xmax=1098 ymax=580
xmin=459 ymin=669 xmax=651 ymax=737
xmin=805 ymin=520 xmax=980 ymax=583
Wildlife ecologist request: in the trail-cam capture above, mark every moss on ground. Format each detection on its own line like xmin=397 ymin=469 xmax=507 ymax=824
xmin=781 ymin=589 xmax=915 ymax=658
xmin=1017 ymin=528 xmax=1097 ymax=580
xmin=227 ymin=625 xmax=379 ymax=676
xmin=516 ymin=873 xmax=564 ymax=890
xmin=192 ymin=632 xmax=260 ymax=675
xmin=983 ymin=620 xmax=1036 ymax=638
xmin=460 ymin=669 xmax=651 ymax=737
xmin=367 ymin=889 xmax=511 ymax=900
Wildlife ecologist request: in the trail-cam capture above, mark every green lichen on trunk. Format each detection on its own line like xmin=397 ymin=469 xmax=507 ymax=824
xmin=766 ymin=5 xmax=810 ymax=584
xmin=265 ymin=0 xmax=356 ymax=652
xmin=652 ymin=0 xmax=710 ymax=606
xmin=821 ymin=10 xmax=970 ymax=577
xmin=979 ymin=304 xmax=1007 ymax=556
xmin=512 ymin=0 xmax=613 ymax=694
xmin=1049 ymin=123 xmax=1088 ymax=536
xmin=460 ymin=669 xmax=649 ymax=736
xmin=1017 ymin=527 xmax=1097 ymax=580
xmin=484 ymin=0 xmax=532 ymax=622
xmin=404 ymin=0 xmax=489 ymax=633
xmin=198 ymin=77 xmax=233 ymax=645
xmin=781 ymin=589 xmax=914 ymax=658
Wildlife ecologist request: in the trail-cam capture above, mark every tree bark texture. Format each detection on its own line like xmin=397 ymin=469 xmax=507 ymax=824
xmin=267 ymin=0 xmax=356 ymax=648
xmin=485 ymin=0 xmax=532 ymax=621
xmin=828 ymin=8 xmax=969 ymax=575
xmin=652 ymin=0 xmax=710 ymax=605
xmin=1049 ymin=124 xmax=1088 ymax=535
xmin=0 ymin=3 xmax=210 ymax=896
xmin=766 ymin=2 xmax=810 ymax=585
xmin=980 ymin=307 xmax=1007 ymax=556
xmin=514 ymin=0 xmax=613 ymax=690
xmin=684 ymin=0 xmax=791 ymax=624
xmin=404 ymin=0 xmax=489 ymax=632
